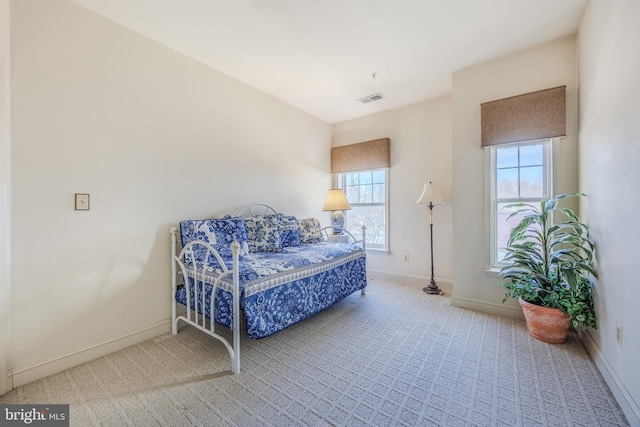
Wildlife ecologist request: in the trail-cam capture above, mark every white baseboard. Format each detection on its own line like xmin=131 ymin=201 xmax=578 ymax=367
xmin=11 ymin=319 xmax=171 ymax=388
xmin=449 ymin=294 xmax=525 ymax=319
xmin=367 ymin=270 xmax=453 ymax=295
xmin=582 ymin=331 xmax=640 ymax=426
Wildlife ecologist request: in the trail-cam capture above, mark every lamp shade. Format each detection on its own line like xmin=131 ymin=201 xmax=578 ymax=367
xmin=416 ymin=182 xmax=444 ymax=205
xmin=323 ymin=189 xmax=351 ymax=211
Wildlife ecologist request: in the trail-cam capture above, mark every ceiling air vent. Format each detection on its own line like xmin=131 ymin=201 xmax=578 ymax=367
xmin=358 ymin=93 xmax=385 ymax=104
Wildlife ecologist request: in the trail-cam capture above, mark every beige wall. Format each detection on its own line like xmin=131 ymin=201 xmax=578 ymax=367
xmin=0 ymin=0 xmax=11 ymax=395
xmin=10 ymin=0 xmax=332 ymax=386
xmin=7 ymin=2 xmax=639 ymax=421
xmin=332 ymin=98 xmax=453 ymax=290
xmin=451 ymin=37 xmax=579 ymax=315
xmin=578 ymin=0 xmax=640 ymax=423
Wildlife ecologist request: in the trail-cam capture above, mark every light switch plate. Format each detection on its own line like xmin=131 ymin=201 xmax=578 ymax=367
xmin=75 ymin=193 xmax=90 ymax=210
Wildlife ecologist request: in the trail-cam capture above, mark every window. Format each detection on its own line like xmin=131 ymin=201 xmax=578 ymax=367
xmin=489 ymin=140 xmax=551 ymax=268
xmin=337 ymin=168 xmax=389 ymax=251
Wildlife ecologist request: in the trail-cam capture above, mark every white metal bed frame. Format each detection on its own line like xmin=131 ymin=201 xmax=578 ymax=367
xmin=170 ymin=204 xmax=366 ymax=374
xmin=170 ymin=231 xmax=242 ymax=373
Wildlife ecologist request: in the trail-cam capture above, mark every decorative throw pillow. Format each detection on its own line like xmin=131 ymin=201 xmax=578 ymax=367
xmin=245 ymin=215 xmax=283 ymax=252
xmin=179 ymin=219 xmax=218 ymax=264
xmin=277 ymin=214 xmax=301 ymax=247
xmin=180 ymin=219 xmax=218 ymax=247
xmin=208 ymin=217 xmax=250 ymax=257
xmin=297 ymin=218 xmax=323 ymax=243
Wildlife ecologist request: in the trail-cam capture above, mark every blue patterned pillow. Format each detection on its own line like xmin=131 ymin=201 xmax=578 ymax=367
xmin=208 ymin=218 xmax=250 ymax=257
xmin=179 ymin=218 xmax=248 ymax=258
xmin=179 ymin=220 xmax=215 ymax=264
xmin=180 ymin=220 xmax=217 ymax=247
xmin=245 ymin=215 xmax=282 ymax=252
xmin=277 ymin=214 xmax=301 ymax=247
xmin=297 ymin=218 xmax=323 ymax=243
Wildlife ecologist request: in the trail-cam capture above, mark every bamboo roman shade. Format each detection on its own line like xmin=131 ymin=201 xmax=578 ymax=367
xmin=331 ymin=138 xmax=390 ymax=173
xmin=481 ymin=86 xmax=566 ymax=147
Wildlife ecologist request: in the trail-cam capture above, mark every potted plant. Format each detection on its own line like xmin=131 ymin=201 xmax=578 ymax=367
xmin=499 ymin=193 xmax=597 ymax=343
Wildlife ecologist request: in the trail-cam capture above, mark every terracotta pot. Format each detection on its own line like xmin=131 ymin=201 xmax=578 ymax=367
xmin=518 ymin=297 xmax=571 ymax=344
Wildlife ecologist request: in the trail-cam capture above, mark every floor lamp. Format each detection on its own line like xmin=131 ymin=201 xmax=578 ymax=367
xmin=416 ymin=181 xmax=444 ymax=295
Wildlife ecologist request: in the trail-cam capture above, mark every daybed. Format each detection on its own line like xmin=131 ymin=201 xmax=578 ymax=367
xmin=170 ymin=205 xmax=367 ymax=374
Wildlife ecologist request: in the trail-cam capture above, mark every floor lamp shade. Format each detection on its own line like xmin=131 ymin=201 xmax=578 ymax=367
xmin=416 ymin=182 xmax=444 ymax=206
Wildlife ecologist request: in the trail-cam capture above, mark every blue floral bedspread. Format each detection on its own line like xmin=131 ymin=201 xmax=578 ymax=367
xmin=175 ymin=242 xmax=367 ymax=339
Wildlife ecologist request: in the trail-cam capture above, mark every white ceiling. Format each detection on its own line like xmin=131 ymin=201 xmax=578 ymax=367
xmin=68 ymin=0 xmax=589 ymax=124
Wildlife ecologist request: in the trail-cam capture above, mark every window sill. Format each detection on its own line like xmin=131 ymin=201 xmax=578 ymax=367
xmin=366 ymin=247 xmax=390 ymax=255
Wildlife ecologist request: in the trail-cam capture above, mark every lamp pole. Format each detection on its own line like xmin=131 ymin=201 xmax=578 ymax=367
xmin=416 ymin=181 xmax=443 ymax=295
xmin=423 ymin=201 xmax=442 ymax=295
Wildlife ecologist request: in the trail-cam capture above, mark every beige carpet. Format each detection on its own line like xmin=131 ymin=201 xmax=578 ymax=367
xmin=1 ymin=278 xmax=629 ymax=426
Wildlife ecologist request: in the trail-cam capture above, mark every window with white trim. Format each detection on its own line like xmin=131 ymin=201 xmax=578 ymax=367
xmin=489 ymin=140 xmax=552 ymax=268
xmin=337 ymin=168 xmax=389 ymax=251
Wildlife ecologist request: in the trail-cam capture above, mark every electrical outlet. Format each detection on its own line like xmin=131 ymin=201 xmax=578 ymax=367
xmin=616 ymin=323 xmax=623 ymax=346
xmin=403 ymin=253 xmax=410 ymax=262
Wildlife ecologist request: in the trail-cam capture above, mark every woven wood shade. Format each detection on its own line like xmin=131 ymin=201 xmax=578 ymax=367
xmin=331 ymin=138 xmax=390 ymax=173
xmin=481 ymin=86 xmax=566 ymax=147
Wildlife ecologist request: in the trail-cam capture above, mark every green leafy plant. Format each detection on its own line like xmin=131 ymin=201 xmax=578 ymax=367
xmin=499 ymin=193 xmax=597 ymax=330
